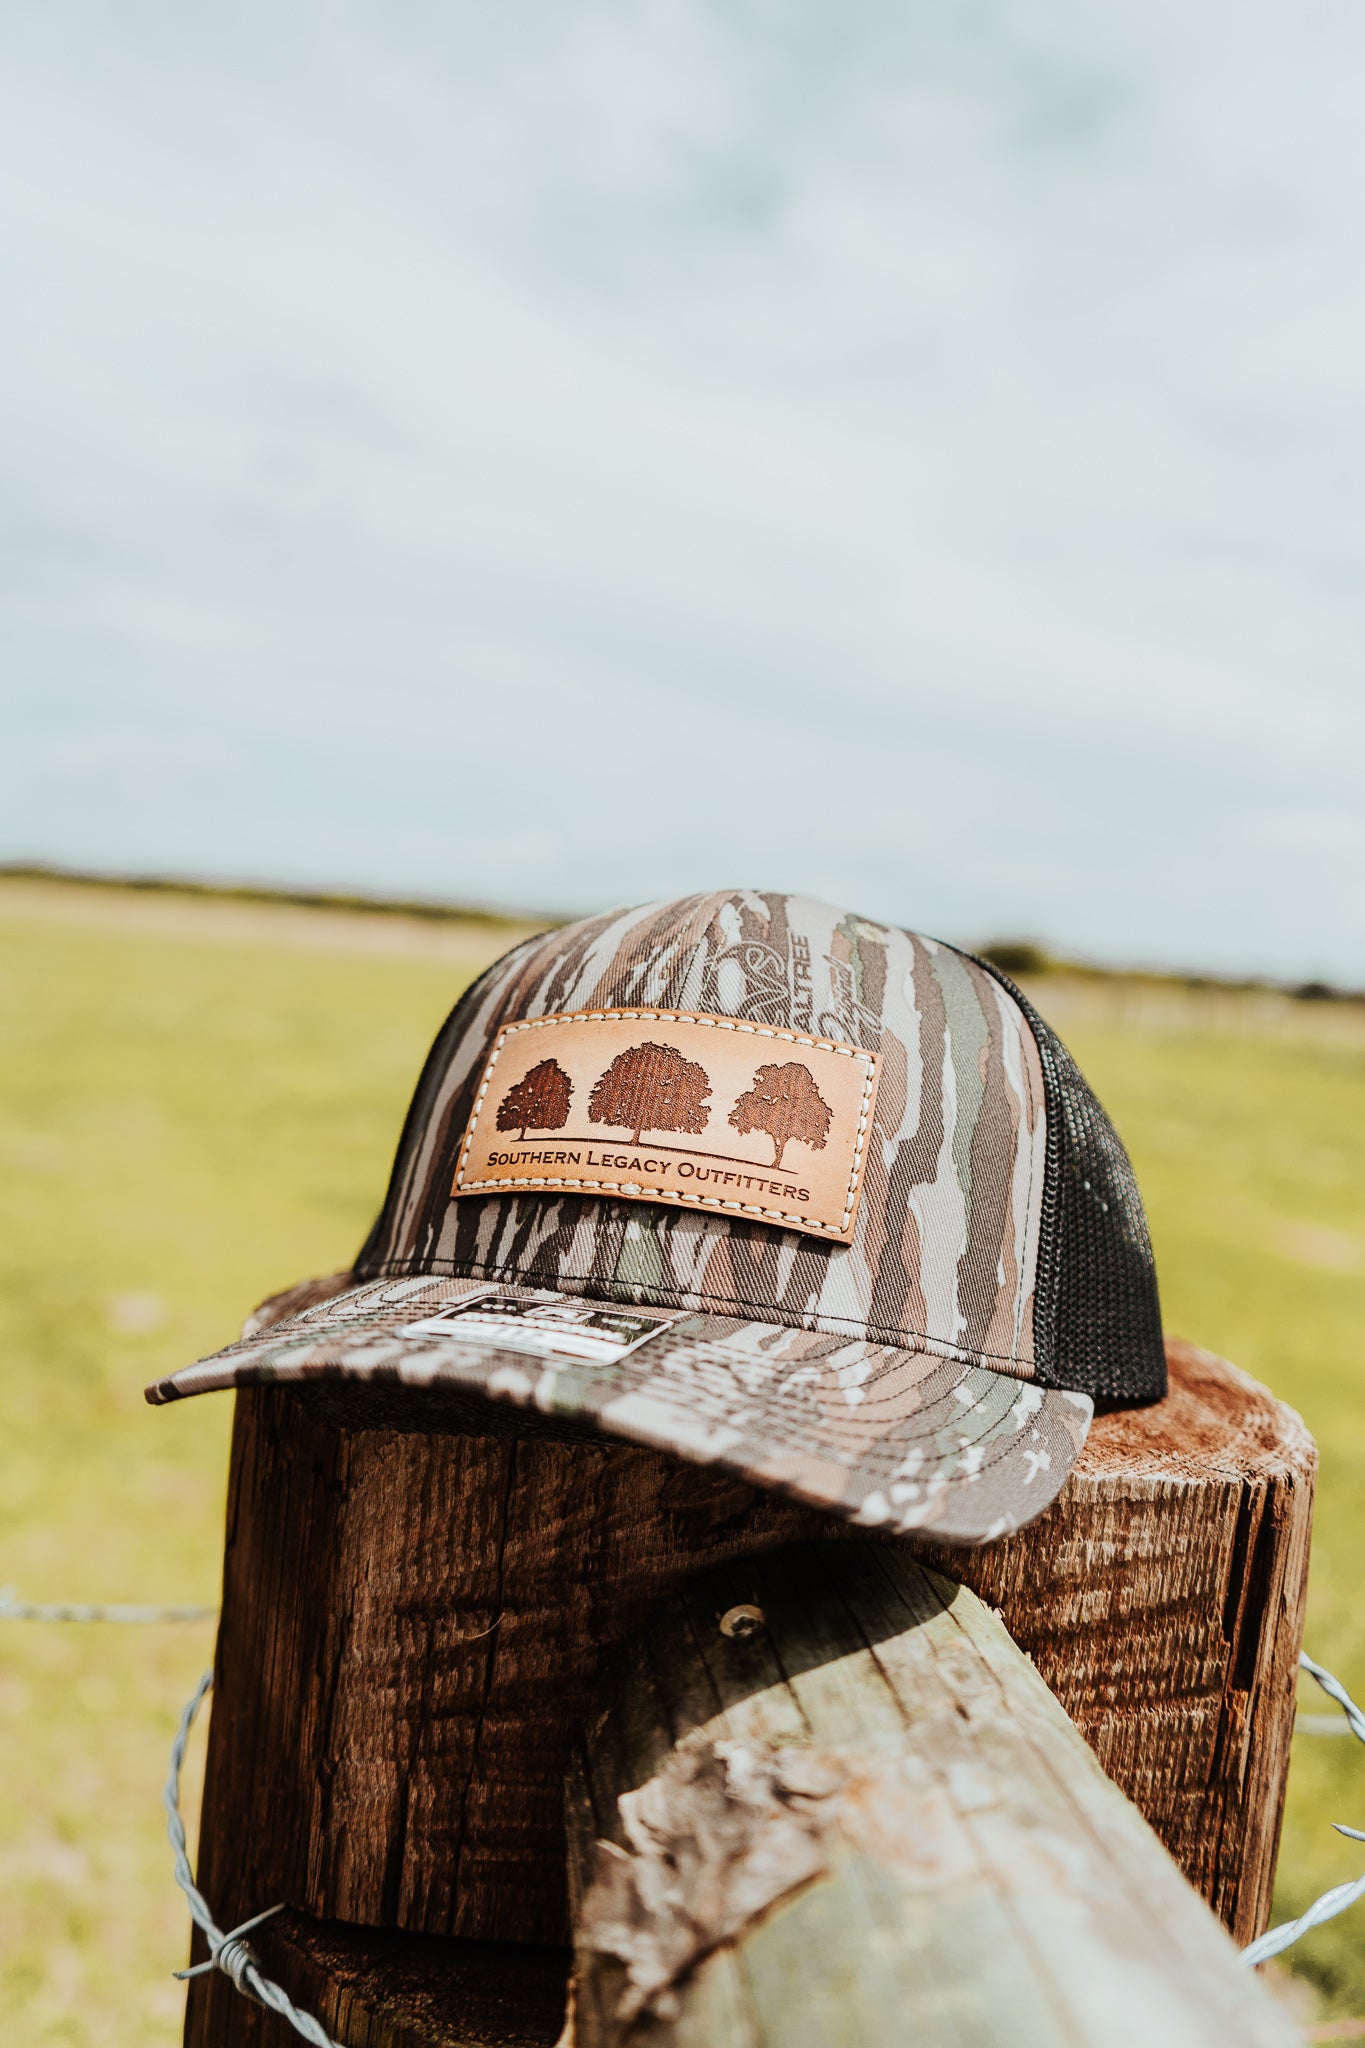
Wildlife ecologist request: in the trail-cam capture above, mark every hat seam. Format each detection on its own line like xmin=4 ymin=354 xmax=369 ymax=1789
xmin=615 ymin=1341 xmax=1034 ymax=1451
xmin=353 ymin=1260 xmax=1038 ymax=1378
xmin=552 ymin=1353 xmax=1054 ymax=1479
xmin=738 ymin=1389 xmax=1065 ymax=1483
xmin=451 ymin=1175 xmax=854 ymax=1240
xmin=966 ymin=950 xmax=1064 ymax=1383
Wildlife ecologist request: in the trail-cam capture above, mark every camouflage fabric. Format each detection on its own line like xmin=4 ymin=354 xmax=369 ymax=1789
xmin=358 ymin=892 xmax=1049 ymax=1374
xmin=148 ymin=891 xmax=1098 ymax=1545
xmin=147 ymin=1277 xmax=1091 ymax=1543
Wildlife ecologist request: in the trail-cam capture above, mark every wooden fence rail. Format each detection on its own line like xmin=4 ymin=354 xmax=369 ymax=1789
xmin=569 ymin=1543 xmax=1297 ymax=2048
xmin=182 ymin=1336 xmax=1314 ymax=2047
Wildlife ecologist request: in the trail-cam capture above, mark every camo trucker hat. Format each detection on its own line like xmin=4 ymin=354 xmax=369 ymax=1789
xmin=147 ymin=892 xmax=1165 ymax=1545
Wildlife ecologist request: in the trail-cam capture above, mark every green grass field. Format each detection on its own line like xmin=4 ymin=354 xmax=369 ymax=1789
xmin=2 ymin=878 xmax=1363 ymax=2041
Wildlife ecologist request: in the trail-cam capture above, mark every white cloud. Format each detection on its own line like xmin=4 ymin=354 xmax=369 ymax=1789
xmin=1 ymin=1 xmax=1363 ymax=977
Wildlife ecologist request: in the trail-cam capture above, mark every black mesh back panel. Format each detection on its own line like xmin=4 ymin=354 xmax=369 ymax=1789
xmin=973 ymin=959 xmax=1166 ymax=1406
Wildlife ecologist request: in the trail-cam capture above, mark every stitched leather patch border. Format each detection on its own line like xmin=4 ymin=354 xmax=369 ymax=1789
xmin=453 ymin=1008 xmax=880 ymax=1244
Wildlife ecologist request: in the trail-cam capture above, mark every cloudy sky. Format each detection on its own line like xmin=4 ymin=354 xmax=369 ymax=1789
xmin=2 ymin=2 xmax=1363 ymax=978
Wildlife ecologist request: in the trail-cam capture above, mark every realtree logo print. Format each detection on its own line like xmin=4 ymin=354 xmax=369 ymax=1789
xmin=588 ymin=1041 xmax=712 ymax=1148
xmin=729 ymin=1061 xmax=833 ymax=1169
xmin=496 ymin=1059 xmax=572 ymax=1140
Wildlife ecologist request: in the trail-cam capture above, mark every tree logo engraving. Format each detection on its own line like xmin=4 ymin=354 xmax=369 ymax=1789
xmin=496 ymin=1058 xmax=573 ymax=1141
xmin=729 ymin=1061 xmax=833 ymax=1170
xmin=588 ymin=1041 xmax=712 ymax=1148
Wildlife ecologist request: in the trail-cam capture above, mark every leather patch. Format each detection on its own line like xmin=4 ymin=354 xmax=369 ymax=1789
xmin=453 ymin=1009 xmax=880 ymax=1244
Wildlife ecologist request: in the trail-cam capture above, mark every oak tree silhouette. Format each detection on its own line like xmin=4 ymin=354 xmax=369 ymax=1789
xmin=588 ymin=1041 xmax=711 ymax=1148
xmin=729 ymin=1061 xmax=832 ymax=1169
xmin=496 ymin=1058 xmax=573 ymax=1141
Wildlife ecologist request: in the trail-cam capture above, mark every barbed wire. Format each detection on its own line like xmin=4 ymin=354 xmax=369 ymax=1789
xmin=8 ymin=1581 xmax=1365 ymax=1987
xmin=0 ymin=1585 xmax=217 ymax=1623
xmin=1242 ymin=1653 xmax=1365 ymax=1968
xmin=156 ymin=1650 xmax=1365 ymax=2002
xmin=164 ymin=1672 xmax=343 ymax=2048
xmin=1300 ymin=1653 xmax=1365 ymax=1745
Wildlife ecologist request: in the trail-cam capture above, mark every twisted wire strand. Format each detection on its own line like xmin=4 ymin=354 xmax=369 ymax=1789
xmin=1 ymin=1586 xmax=217 ymax=1623
xmin=1300 ymin=1653 xmax=1365 ymax=1745
xmin=1242 ymin=1653 xmax=1365 ymax=1967
xmin=164 ymin=1673 xmax=343 ymax=2048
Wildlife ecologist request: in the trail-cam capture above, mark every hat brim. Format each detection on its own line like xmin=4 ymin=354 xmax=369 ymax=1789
xmin=145 ymin=1275 xmax=1091 ymax=1546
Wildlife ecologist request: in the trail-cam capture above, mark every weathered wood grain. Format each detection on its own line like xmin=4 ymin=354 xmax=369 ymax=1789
xmin=183 ymin=1335 xmax=1312 ymax=2046
xmin=916 ymin=1339 xmax=1316 ymax=1942
xmin=568 ymin=1543 xmax=1299 ymax=2048
xmin=183 ymin=1388 xmax=835 ymax=2046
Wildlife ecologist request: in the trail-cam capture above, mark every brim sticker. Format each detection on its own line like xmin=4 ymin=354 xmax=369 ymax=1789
xmin=401 ymin=1291 xmax=679 ymax=1365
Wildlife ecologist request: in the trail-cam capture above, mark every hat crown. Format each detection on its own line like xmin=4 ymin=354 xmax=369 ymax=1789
xmin=152 ymin=890 xmax=1165 ymax=1544
xmin=361 ymin=890 xmax=1052 ymax=1378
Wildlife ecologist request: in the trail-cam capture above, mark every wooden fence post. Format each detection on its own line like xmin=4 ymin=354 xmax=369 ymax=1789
xmin=567 ymin=1542 xmax=1300 ymax=2048
xmin=181 ymin=1336 xmax=1313 ymax=2046
xmin=915 ymin=1338 xmax=1317 ymax=1943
